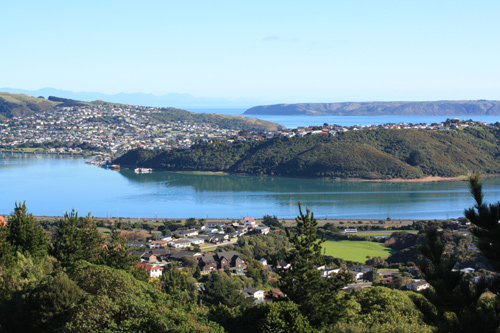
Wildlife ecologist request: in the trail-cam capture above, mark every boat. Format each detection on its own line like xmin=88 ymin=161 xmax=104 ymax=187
xmin=134 ymin=168 xmax=152 ymax=174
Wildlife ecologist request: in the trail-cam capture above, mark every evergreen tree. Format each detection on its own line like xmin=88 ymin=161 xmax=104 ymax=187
xmin=51 ymin=210 xmax=103 ymax=267
xmin=161 ymin=262 xmax=197 ymax=305
xmin=464 ymin=174 xmax=500 ymax=272
xmin=7 ymin=202 xmax=47 ymax=259
xmin=203 ymin=271 xmax=253 ymax=308
xmin=418 ymin=227 xmax=498 ymax=331
xmin=0 ymin=223 xmax=14 ymax=271
xmin=278 ymin=202 xmax=348 ymax=326
xmin=101 ymin=226 xmax=134 ymax=270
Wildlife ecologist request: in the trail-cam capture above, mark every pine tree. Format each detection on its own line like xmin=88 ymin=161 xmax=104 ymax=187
xmin=7 ymin=202 xmax=47 ymax=259
xmin=51 ymin=210 xmax=103 ymax=267
xmin=101 ymin=226 xmax=134 ymax=270
xmin=464 ymin=174 xmax=500 ymax=271
xmin=278 ymin=202 xmax=348 ymax=326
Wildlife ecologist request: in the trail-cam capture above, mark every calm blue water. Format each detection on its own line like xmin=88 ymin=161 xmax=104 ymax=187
xmin=186 ymin=108 xmax=500 ymax=129
xmin=2 ymin=152 xmax=500 ymax=220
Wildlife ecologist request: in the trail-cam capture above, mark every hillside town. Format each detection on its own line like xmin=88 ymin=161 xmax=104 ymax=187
xmin=0 ymin=103 xmax=487 ymax=159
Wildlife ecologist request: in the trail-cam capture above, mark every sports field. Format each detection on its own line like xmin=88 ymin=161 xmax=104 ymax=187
xmin=322 ymin=240 xmax=395 ymax=263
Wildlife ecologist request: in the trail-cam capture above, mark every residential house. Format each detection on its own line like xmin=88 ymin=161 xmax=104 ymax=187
xmin=149 ymin=240 xmax=168 ymax=249
xmin=348 ymin=264 xmax=373 ymax=272
xmin=321 ymin=267 xmax=341 ymax=278
xmin=256 ymin=226 xmax=270 ymax=235
xmin=169 ymin=239 xmax=192 ymax=248
xmin=136 ymin=263 xmax=163 ymax=278
xmin=265 ymin=289 xmax=285 ymax=299
xmin=189 ymin=238 xmax=205 ymax=245
xmin=406 ymin=280 xmax=430 ymax=292
xmin=244 ymin=217 xmax=256 ymax=227
xmin=141 ymin=253 xmax=157 ymax=263
xmin=169 ymin=250 xmax=202 ymax=262
xmin=199 ymin=255 xmax=218 ymax=274
xmin=243 ymin=288 xmax=265 ymax=303
xmin=179 ymin=229 xmax=199 ymax=237
xmin=199 ymin=251 xmax=245 ymax=274
xmin=350 ymin=271 xmax=364 ymax=281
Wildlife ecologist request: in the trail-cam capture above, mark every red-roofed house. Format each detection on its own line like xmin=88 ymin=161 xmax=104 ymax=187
xmin=136 ymin=263 xmax=164 ymax=278
xmin=244 ymin=217 xmax=256 ymax=227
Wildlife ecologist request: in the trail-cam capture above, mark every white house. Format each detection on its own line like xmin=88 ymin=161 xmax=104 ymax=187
xmin=244 ymin=217 xmax=256 ymax=227
xmin=243 ymin=288 xmax=265 ymax=303
xmin=321 ymin=267 xmax=341 ymax=278
xmin=136 ymin=263 xmax=163 ymax=278
xmin=169 ymin=239 xmax=192 ymax=248
xmin=406 ymin=280 xmax=430 ymax=292
xmin=350 ymin=271 xmax=364 ymax=281
xmin=189 ymin=238 xmax=205 ymax=245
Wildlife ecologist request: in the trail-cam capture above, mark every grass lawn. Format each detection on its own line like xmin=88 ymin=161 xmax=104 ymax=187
xmin=97 ymin=227 xmax=111 ymax=235
xmin=322 ymin=240 xmax=395 ymax=263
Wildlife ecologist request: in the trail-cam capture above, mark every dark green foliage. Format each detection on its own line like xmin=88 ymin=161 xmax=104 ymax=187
xmin=203 ymin=271 xmax=253 ymax=308
xmin=331 ymin=287 xmax=434 ymax=332
xmin=0 ymin=271 xmax=84 ymax=332
xmin=465 ymin=174 xmax=500 ymax=272
xmin=7 ymin=202 xmax=47 ymax=259
xmin=47 ymin=96 xmax=87 ymax=107
xmin=0 ymin=224 xmax=14 ymax=270
xmin=51 ymin=210 xmax=103 ymax=267
xmin=64 ymin=261 xmax=222 ymax=332
xmin=234 ymin=232 xmax=291 ymax=260
xmin=116 ymin=126 xmax=500 ymax=179
xmin=279 ymin=202 xmax=348 ymax=326
xmin=160 ymin=262 xmax=197 ymax=304
xmin=262 ymin=214 xmax=283 ymax=229
xmin=212 ymin=301 xmax=313 ymax=333
xmin=418 ymin=228 xmax=498 ymax=331
xmin=100 ymin=227 xmax=135 ymax=271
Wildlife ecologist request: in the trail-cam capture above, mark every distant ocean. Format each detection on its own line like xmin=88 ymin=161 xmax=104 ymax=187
xmin=186 ymin=108 xmax=500 ymax=129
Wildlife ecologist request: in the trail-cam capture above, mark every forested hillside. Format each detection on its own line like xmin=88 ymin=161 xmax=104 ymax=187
xmin=114 ymin=125 xmax=500 ymax=179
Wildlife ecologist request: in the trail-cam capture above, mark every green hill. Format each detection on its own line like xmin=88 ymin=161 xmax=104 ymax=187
xmin=0 ymin=92 xmax=284 ymax=131
xmin=0 ymin=93 xmax=58 ymax=120
xmin=114 ymin=125 xmax=500 ymax=180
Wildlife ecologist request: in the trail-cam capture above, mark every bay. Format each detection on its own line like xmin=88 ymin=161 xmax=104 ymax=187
xmin=186 ymin=108 xmax=500 ymax=129
xmin=2 ymin=152 xmax=500 ymax=220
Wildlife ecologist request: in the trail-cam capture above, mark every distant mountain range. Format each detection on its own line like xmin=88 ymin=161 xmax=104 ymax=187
xmin=0 ymin=87 xmax=259 ymax=109
xmin=244 ymin=101 xmax=500 ymax=116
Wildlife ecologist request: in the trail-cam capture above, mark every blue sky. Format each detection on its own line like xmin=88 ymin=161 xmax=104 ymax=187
xmin=2 ymin=1 xmax=499 ymax=103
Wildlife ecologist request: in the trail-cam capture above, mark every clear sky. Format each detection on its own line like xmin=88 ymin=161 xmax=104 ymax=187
xmin=2 ymin=0 xmax=499 ymax=103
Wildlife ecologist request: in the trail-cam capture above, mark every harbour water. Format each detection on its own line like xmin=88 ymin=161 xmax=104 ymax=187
xmin=186 ymin=108 xmax=500 ymax=129
xmin=2 ymin=152 xmax=500 ymax=220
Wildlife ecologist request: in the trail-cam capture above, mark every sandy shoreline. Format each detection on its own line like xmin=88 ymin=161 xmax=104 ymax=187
xmin=365 ymin=175 xmax=468 ymax=183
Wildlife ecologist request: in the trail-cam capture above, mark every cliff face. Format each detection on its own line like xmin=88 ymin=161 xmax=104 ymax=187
xmin=244 ymin=100 xmax=500 ymax=116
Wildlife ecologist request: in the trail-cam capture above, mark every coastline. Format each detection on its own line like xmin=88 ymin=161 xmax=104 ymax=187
xmin=362 ymin=175 xmax=469 ymax=183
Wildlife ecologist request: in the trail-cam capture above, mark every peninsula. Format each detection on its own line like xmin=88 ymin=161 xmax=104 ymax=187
xmin=244 ymin=100 xmax=500 ymax=116
xmin=113 ymin=120 xmax=500 ymax=180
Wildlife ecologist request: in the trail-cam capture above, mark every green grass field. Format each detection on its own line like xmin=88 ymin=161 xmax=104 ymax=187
xmin=322 ymin=240 xmax=395 ymax=263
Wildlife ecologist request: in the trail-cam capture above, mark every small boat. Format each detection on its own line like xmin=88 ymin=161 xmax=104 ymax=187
xmin=134 ymin=167 xmax=152 ymax=174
